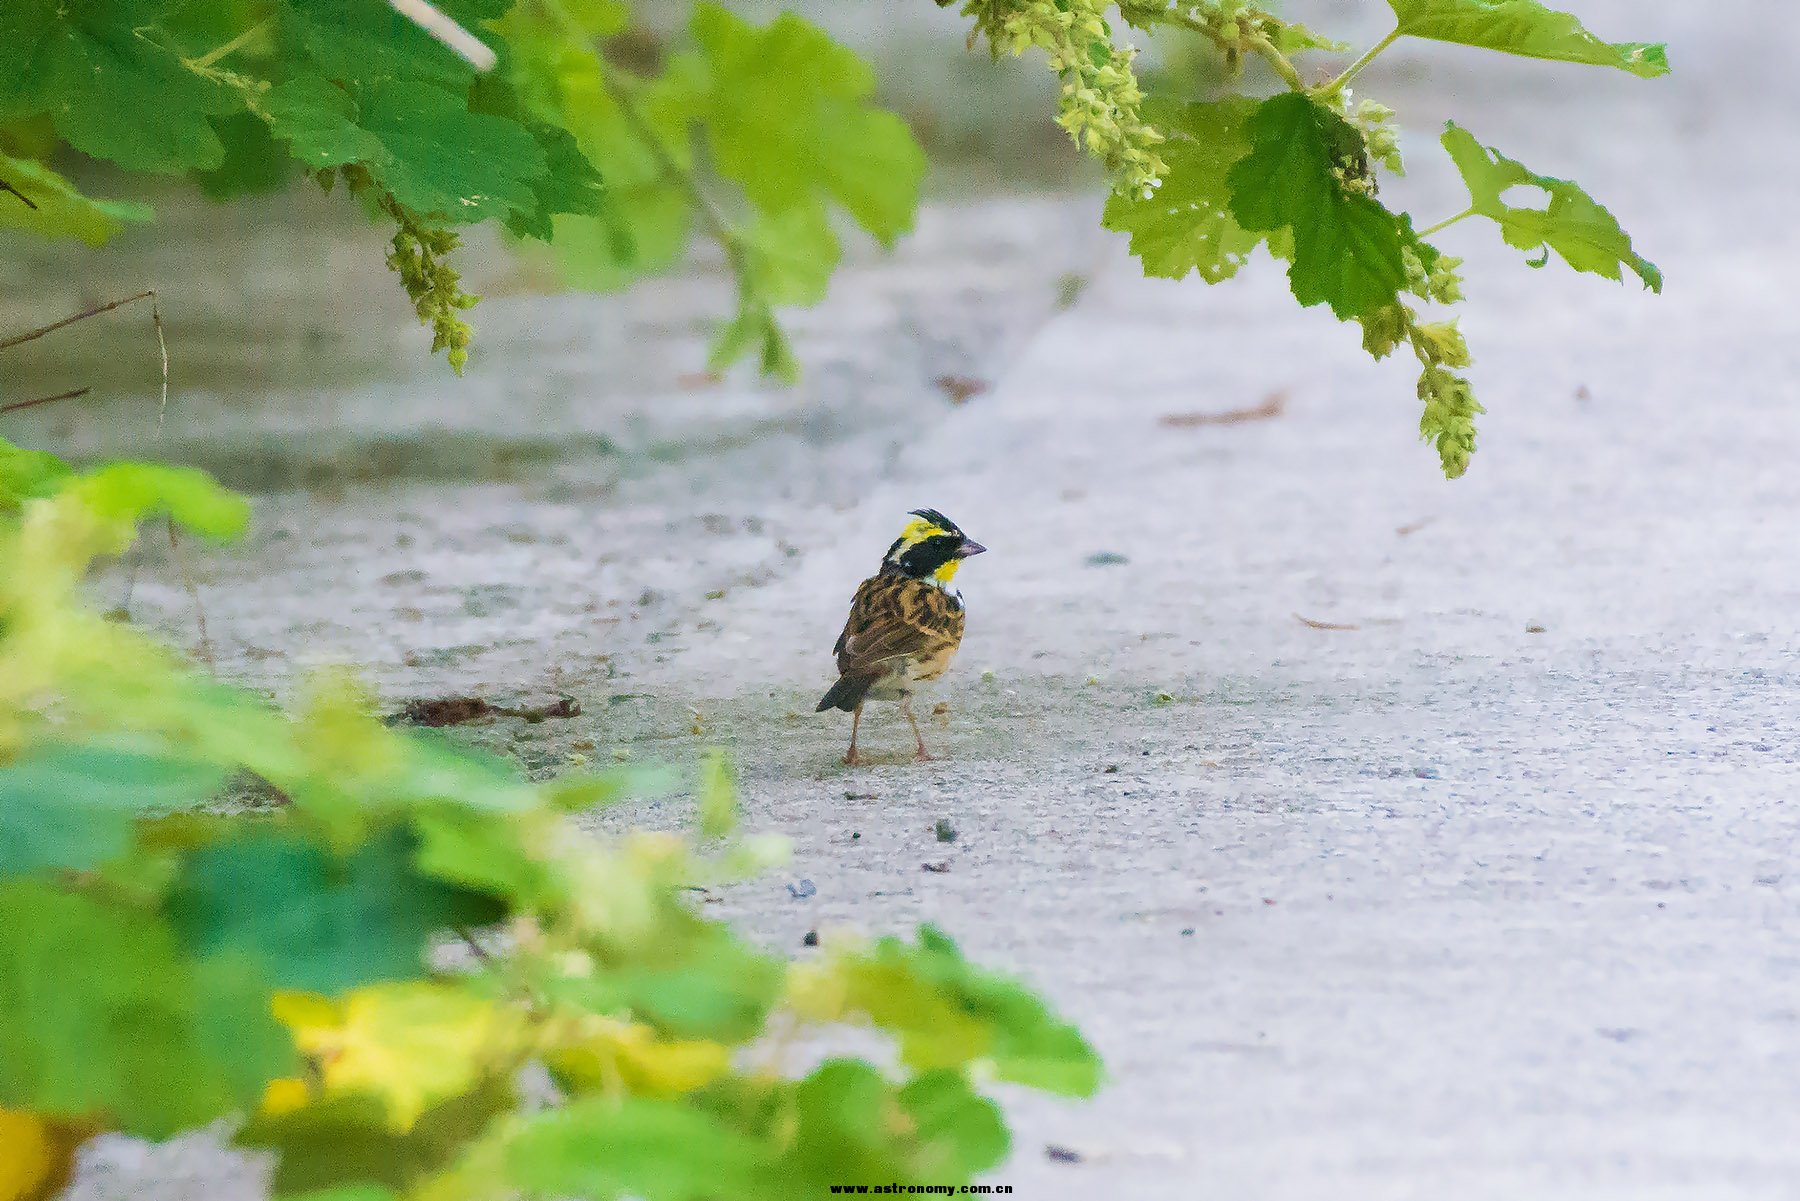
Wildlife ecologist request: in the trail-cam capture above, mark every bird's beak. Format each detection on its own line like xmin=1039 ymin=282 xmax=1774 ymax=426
xmin=956 ymin=539 xmax=987 ymax=558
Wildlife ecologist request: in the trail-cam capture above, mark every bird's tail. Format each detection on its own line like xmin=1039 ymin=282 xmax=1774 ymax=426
xmin=816 ymin=673 xmax=876 ymax=713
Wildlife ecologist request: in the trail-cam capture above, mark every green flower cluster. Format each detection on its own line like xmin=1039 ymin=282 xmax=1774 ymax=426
xmin=381 ymin=197 xmax=479 ymax=376
xmin=952 ymin=0 xmax=1166 ymax=195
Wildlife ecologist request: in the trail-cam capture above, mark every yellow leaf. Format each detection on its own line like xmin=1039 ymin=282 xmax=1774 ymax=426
xmin=542 ymin=1014 xmax=729 ymax=1097
xmin=271 ymin=984 xmax=528 ymax=1132
xmin=0 ymin=1108 xmax=88 ymax=1201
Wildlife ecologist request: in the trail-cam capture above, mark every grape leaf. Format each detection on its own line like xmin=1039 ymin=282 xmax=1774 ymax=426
xmin=494 ymin=21 xmax=695 ymax=287
xmin=0 ymin=152 xmax=153 ymax=245
xmin=1227 ymin=93 xmax=1415 ymax=321
xmin=0 ymin=880 xmax=293 ymax=1138
xmin=687 ymin=3 xmax=924 ymax=244
xmin=196 ymin=113 xmax=292 ymax=200
xmin=745 ymin=200 xmax=840 ymax=307
xmin=1103 ymin=98 xmax=1264 ymax=283
xmin=0 ymin=439 xmax=73 ymax=511
xmin=358 ymin=80 xmax=547 ymax=224
xmin=797 ymin=924 xmax=1102 ymax=1097
xmin=166 ymin=825 xmax=503 ymax=995
xmin=0 ymin=741 xmax=227 ymax=876
xmin=0 ymin=1 xmax=236 ymax=173
xmin=467 ymin=68 xmax=608 ymax=242
xmin=243 ymin=1080 xmax=516 ymax=1197
xmin=279 ymin=0 xmax=512 ymax=90
xmin=272 ymin=983 xmax=527 ymax=1132
xmin=68 ymin=463 xmax=251 ymax=542
xmin=503 ymin=1096 xmax=766 ymax=1201
xmin=262 ymin=77 xmax=389 ymax=169
xmin=895 ymin=1070 xmax=1010 ymax=1181
xmin=1386 ymin=0 xmax=1668 ymax=77
xmin=1441 ymin=122 xmax=1661 ymax=290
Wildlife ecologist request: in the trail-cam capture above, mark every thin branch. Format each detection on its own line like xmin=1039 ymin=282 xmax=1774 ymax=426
xmin=166 ymin=516 xmax=214 ymax=666
xmin=0 ymin=177 xmax=37 ymax=209
xmin=0 ymin=386 xmax=90 ymax=415
xmin=1320 ymin=28 xmax=1401 ymax=97
xmin=1417 ymin=208 xmax=1477 ymax=239
xmin=0 ymin=289 xmax=157 ymax=353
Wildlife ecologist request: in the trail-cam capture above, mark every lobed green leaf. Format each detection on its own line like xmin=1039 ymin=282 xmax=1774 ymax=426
xmin=1104 ymin=98 xmax=1265 ymax=284
xmin=1441 ymin=122 xmax=1660 ymax=290
xmin=1226 ymin=93 xmax=1416 ymax=322
xmin=1386 ymin=0 xmax=1668 ymax=77
xmin=0 ymin=152 xmax=153 ymax=245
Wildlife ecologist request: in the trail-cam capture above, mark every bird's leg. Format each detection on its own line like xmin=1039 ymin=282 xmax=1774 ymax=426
xmin=844 ymin=702 xmax=864 ymax=766
xmin=901 ymin=696 xmax=933 ymax=762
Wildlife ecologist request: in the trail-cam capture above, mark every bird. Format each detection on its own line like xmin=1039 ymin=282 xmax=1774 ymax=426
xmin=816 ymin=508 xmax=986 ymax=765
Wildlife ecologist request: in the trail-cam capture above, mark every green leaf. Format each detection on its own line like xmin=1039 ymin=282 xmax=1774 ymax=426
xmin=688 ymin=3 xmax=924 ymax=244
xmin=1441 ymin=122 xmax=1660 ymax=290
xmin=0 ymin=152 xmax=153 ymax=245
xmin=695 ymin=749 xmax=739 ymax=839
xmin=831 ymin=924 xmax=1102 ymax=1097
xmin=745 ymin=201 xmax=841 ymax=306
xmin=0 ymin=741 xmax=227 ymax=876
xmin=468 ymin=65 xmax=608 ymax=242
xmin=263 ymin=77 xmax=389 ymax=169
xmin=0 ymin=438 xmax=73 ymax=510
xmin=196 ymin=112 xmax=292 ymax=200
xmin=358 ymin=80 xmax=548 ymax=224
xmin=1385 ymin=0 xmax=1668 ymax=77
xmin=897 ymin=1070 xmax=1010 ymax=1180
xmin=69 ymin=463 xmax=251 ymax=541
xmin=243 ymin=1080 xmax=515 ymax=1197
xmin=280 ymin=0 xmax=512 ymax=90
xmin=0 ymin=1 xmax=237 ymax=172
xmin=503 ymin=1096 xmax=766 ymax=1201
xmin=1227 ymin=93 xmax=1414 ymax=321
xmin=166 ymin=825 xmax=503 ymax=995
xmin=1104 ymin=98 xmax=1264 ymax=283
xmin=0 ymin=880 xmax=293 ymax=1137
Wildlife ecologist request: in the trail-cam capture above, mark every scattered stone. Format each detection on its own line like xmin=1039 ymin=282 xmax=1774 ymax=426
xmin=786 ymin=879 xmax=817 ymax=900
xmin=933 ymin=374 xmax=989 ymax=405
xmin=934 ymin=819 xmax=958 ymax=843
xmin=921 ymin=861 xmax=951 ymax=874
xmin=1526 ymin=623 xmax=1547 ymax=634
xmin=1085 ymin=551 xmax=1130 ymax=567
xmin=845 ymin=791 xmax=877 ymax=800
xmin=802 ymin=930 xmax=819 ymax=948
xmin=390 ymin=695 xmax=581 ymax=727
xmin=1045 ymin=1144 xmax=1083 ymax=1164
xmin=1180 ymin=927 xmax=1195 ymax=937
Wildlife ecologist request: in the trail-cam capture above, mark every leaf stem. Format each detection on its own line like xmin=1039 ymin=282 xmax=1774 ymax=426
xmin=1417 ymin=208 xmax=1477 ymax=239
xmin=596 ymin=76 xmax=765 ymax=325
xmin=1320 ymin=28 xmax=1400 ymax=97
xmin=1247 ymin=32 xmax=1307 ymax=92
xmin=187 ymin=20 xmax=270 ymax=71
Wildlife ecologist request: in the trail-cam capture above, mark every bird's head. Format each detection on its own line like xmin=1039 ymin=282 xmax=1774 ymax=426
xmin=882 ymin=508 xmax=986 ymax=583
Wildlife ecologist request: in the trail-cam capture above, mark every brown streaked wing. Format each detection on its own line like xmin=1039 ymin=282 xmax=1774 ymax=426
xmin=834 ymin=575 xmax=964 ymax=677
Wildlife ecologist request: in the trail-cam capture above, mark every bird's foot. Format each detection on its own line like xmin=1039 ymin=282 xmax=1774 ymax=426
xmin=844 ymin=749 xmax=864 ymax=767
xmin=913 ymin=747 xmax=935 ymax=763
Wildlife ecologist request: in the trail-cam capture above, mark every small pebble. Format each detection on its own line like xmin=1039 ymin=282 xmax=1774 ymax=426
xmin=1046 ymin=1145 xmax=1083 ymax=1163
xmin=934 ymin=819 xmax=958 ymax=843
xmin=802 ymin=930 xmax=819 ymax=948
xmin=921 ymin=861 xmax=950 ymax=874
xmin=786 ymin=879 xmax=817 ymax=900
xmin=1085 ymin=551 xmax=1130 ymax=567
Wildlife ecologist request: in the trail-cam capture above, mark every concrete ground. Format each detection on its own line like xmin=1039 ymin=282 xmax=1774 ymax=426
xmin=14 ymin=2 xmax=1800 ymax=1198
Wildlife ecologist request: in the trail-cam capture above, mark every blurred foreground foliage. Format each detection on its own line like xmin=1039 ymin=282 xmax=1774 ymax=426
xmin=0 ymin=446 xmax=1101 ymax=1198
